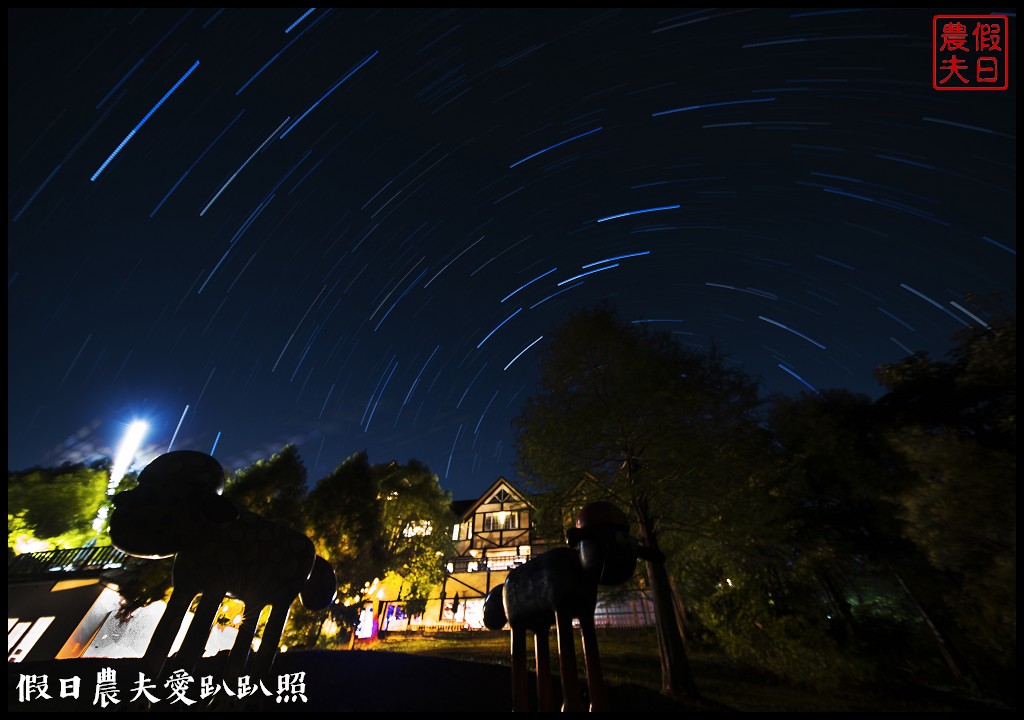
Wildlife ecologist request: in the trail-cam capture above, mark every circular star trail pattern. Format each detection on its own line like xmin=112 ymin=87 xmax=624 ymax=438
xmin=7 ymin=8 xmax=1016 ymax=500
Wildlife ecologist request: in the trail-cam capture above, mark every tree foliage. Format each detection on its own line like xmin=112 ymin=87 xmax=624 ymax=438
xmin=223 ymin=443 xmax=309 ymax=530
xmin=306 ymin=451 xmax=382 ymax=604
xmin=8 ymin=460 xmax=114 ymax=551
xmin=874 ymin=311 xmax=1016 ymax=686
xmin=707 ymin=389 xmax=919 ymax=690
xmin=306 ymin=452 xmax=456 ymax=640
xmin=374 ymin=458 xmax=456 ymax=613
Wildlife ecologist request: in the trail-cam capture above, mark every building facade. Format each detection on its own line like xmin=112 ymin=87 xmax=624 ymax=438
xmin=363 ymin=476 xmax=656 ymax=636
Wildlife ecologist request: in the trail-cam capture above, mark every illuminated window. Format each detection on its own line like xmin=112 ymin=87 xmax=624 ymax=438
xmin=483 ymin=511 xmax=518 ymax=531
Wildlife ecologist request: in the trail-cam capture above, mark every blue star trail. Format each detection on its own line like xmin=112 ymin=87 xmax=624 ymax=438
xmin=7 ymin=8 xmax=1014 ymax=501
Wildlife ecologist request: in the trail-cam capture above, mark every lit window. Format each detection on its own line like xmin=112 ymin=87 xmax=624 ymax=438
xmin=483 ymin=511 xmax=517 ymax=531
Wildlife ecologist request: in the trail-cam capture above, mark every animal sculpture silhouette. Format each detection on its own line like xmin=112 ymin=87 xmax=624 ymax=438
xmin=483 ymin=501 xmax=663 ymax=712
xmin=109 ymin=450 xmax=337 ymax=705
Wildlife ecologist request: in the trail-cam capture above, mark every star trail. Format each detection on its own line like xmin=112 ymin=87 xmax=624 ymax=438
xmin=7 ymin=8 xmax=1016 ymax=500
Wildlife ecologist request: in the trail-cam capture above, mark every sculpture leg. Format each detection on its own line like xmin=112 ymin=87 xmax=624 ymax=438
xmin=203 ymin=603 xmax=262 ymax=711
xmin=579 ymin=614 xmax=607 ymax=712
xmin=173 ymin=590 xmax=222 ymax=676
xmin=555 ymin=612 xmax=584 ymax=712
xmin=142 ymin=587 xmax=195 ymax=679
xmin=510 ymin=626 xmax=530 ymax=712
xmin=127 ymin=587 xmax=196 ymax=710
xmin=224 ymin=604 xmax=260 ymax=683
xmin=251 ymin=602 xmax=290 ymax=683
xmin=534 ymin=628 xmax=554 ymax=712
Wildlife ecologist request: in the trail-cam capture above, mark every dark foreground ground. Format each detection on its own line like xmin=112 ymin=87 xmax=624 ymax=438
xmin=9 ymin=651 xmax=708 ymax=713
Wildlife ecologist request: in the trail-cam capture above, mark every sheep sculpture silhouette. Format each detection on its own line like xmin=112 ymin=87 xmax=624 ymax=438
xmin=109 ymin=450 xmax=337 ymax=704
xmin=483 ymin=501 xmax=663 ymax=712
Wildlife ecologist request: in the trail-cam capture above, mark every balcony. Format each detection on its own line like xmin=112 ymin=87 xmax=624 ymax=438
xmin=447 ymin=554 xmax=530 ymax=574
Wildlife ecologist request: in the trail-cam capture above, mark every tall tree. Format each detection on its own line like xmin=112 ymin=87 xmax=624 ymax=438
xmin=306 ymin=452 xmax=384 ymax=612
xmin=223 ymin=443 xmax=309 ymax=530
xmin=306 ymin=452 xmax=456 ymax=644
xmin=373 ymin=458 xmax=457 ymax=616
xmin=512 ymin=302 xmax=764 ymax=701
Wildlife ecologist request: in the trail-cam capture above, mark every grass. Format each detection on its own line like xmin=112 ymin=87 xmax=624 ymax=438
xmin=368 ymin=627 xmax=1014 ymax=713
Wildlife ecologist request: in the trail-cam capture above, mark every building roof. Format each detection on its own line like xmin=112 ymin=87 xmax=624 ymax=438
xmin=450 ymin=476 xmax=534 ymax=521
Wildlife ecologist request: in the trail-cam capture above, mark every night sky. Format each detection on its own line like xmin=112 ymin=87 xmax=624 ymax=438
xmin=8 ymin=8 xmax=1016 ymax=501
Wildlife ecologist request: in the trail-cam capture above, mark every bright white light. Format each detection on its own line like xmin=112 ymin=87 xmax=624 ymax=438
xmin=13 ymin=535 xmax=52 ymax=554
xmin=91 ymin=506 xmax=110 ymax=532
xmin=110 ymin=421 xmax=149 ymax=492
xmin=402 ymin=520 xmax=433 ymax=537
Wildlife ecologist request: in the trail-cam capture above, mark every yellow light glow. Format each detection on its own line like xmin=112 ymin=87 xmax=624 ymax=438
xmin=50 ymin=579 xmax=100 ymax=592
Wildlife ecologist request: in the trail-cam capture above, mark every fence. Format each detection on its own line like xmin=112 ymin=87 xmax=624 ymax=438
xmin=8 ymin=546 xmax=126 ymax=578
